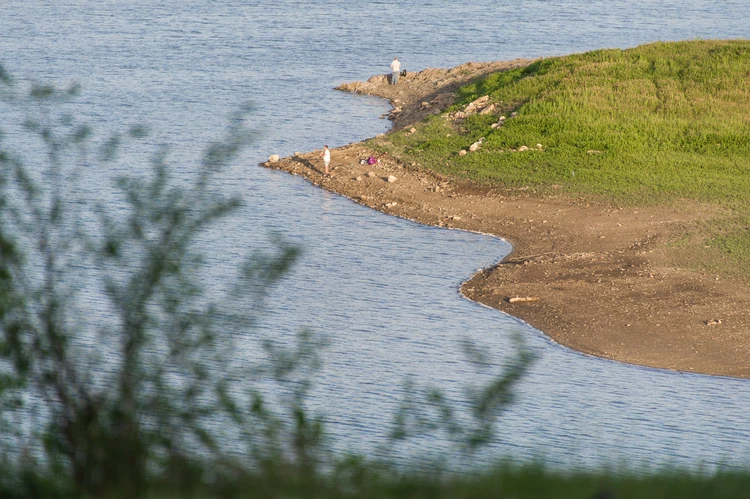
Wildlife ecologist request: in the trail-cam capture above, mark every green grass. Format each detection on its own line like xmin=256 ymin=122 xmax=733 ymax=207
xmin=381 ymin=40 xmax=750 ymax=205
xmin=374 ymin=39 xmax=750 ymax=277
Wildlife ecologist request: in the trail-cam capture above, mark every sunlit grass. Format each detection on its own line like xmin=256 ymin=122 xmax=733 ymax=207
xmin=375 ymin=39 xmax=750 ymax=277
xmin=383 ymin=40 xmax=750 ymax=204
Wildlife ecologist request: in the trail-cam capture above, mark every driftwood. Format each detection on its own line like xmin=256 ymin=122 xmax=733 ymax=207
xmin=508 ymin=296 xmax=540 ymax=304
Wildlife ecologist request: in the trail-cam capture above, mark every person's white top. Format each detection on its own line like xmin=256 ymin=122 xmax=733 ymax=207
xmin=323 ymin=148 xmax=330 ymax=162
xmin=391 ymin=58 xmax=401 ymax=72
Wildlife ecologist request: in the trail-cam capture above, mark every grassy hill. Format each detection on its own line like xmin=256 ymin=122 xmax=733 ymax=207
xmin=376 ymin=39 xmax=750 ymax=277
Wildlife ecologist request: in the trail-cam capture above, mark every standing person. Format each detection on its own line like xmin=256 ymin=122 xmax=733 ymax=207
xmin=321 ymin=145 xmax=331 ymax=176
xmin=390 ymin=57 xmax=401 ymax=85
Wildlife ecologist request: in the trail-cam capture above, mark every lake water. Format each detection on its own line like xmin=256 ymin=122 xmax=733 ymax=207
xmin=2 ymin=0 xmax=750 ymax=473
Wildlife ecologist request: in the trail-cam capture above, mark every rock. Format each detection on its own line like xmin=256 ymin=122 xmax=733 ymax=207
xmin=518 ymin=145 xmax=529 ymax=152
xmin=536 ymin=144 xmax=543 ymax=149
xmin=587 ymin=149 xmax=602 ymax=155
xmin=367 ymin=171 xmax=376 ymax=177
xmin=464 ymin=95 xmax=489 ymax=114
xmin=511 ymin=111 xmax=518 ymax=117
xmin=365 ymin=74 xmax=388 ymax=84
xmin=458 ymin=150 xmax=467 ymax=156
xmin=478 ymin=103 xmax=496 ymax=114
xmin=269 ymin=154 xmax=280 ymax=163
xmin=293 ymin=151 xmax=302 ymax=157
xmin=409 ymin=127 xmax=416 ymax=133
xmin=387 ymin=175 xmax=397 ymax=183
xmin=491 ymin=123 xmax=499 ymax=129
xmin=420 ymin=101 xmax=431 ymax=109
xmin=469 ymin=142 xmax=481 ymax=152
xmin=355 ymin=176 xmax=362 ymax=181
xmin=508 ymin=296 xmax=540 ymax=303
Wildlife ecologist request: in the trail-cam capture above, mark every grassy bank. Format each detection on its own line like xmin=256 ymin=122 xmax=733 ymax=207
xmin=374 ymin=40 xmax=750 ymax=277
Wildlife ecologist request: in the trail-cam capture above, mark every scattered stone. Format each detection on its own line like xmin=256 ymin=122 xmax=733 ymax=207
xmin=469 ymin=142 xmax=481 ymax=152
xmin=464 ymin=95 xmax=489 ymax=114
xmin=367 ymin=171 xmax=376 ymax=177
xmin=409 ymin=127 xmax=416 ymax=133
xmin=387 ymin=175 xmax=397 ymax=183
xmin=355 ymin=176 xmax=362 ymax=181
xmin=294 ymin=151 xmax=302 ymax=157
xmin=508 ymin=296 xmax=540 ymax=303
xmin=420 ymin=101 xmax=431 ymax=109
xmin=511 ymin=111 xmax=518 ymax=117
xmin=518 ymin=145 xmax=529 ymax=152
xmin=458 ymin=150 xmax=467 ymax=156
xmin=705 ymin=319 xmax=723 ymax=326
xmin=491 ymin=123 xmax=499 ymax=129
xmin=536 ymin=143 xmax=543 ymax=149
xmin=269 ymin=154 xmax=280 ymax=163
xmin=587 ymin=149 xmax=603 ymax=155
xmin=478 ymin=103 xmax=496 ymax=115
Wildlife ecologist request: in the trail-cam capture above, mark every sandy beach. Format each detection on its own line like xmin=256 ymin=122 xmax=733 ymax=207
xmin=263 ymin=61 xmax=750 ymax=379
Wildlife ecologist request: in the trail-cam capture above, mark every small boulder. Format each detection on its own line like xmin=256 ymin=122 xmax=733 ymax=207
xmin=478 ymin=103 xmax=496 ymax=115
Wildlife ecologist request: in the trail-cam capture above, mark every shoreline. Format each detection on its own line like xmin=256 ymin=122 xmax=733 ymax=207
xmin=263 ymin=61 xmax=750 ymax=379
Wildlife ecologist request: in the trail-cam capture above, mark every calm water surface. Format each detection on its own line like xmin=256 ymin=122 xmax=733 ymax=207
xmin=2 ymin=0 xmax=750 ymax=472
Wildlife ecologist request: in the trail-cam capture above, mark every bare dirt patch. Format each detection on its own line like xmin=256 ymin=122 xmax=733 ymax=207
xmin=262 ymin=62 xmax=750 ymax=378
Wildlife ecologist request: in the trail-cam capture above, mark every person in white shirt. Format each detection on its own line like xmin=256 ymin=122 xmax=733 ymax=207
xmin=390 ymin=57 xmax=401 ymax=85
xmin=321 ymin=145 xmax=331 ymax=176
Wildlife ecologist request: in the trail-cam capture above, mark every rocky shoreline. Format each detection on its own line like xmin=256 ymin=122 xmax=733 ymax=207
xmin=262 ymin=61 xmax=750 ymax=379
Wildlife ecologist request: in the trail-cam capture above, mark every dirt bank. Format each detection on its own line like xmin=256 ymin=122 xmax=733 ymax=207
xmin=262 ymin=61 xmax=750 ymax=378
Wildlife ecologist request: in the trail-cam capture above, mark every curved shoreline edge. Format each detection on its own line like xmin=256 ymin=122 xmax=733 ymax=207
xmin=261 ymin=61 xmax=750 ymax=379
